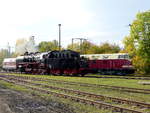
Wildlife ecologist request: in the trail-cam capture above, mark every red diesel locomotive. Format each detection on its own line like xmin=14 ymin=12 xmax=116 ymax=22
xmin=81 ymin=53 xmax=134 ymax=75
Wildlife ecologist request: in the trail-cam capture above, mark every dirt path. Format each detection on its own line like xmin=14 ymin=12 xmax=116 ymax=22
xmin=0 ymin=85 xmax=75 ymax=113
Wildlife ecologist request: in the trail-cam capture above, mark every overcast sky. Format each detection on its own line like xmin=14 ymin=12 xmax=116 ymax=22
xmin=0 ymin=0 xmax=149 ymax=50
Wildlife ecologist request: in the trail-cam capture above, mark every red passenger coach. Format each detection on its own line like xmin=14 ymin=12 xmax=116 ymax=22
xmin=81 ymin=53 xmax=135 ymax=75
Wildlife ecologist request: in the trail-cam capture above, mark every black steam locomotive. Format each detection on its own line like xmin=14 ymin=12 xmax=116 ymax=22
xmin=15 ymin=50 xmax=88 ymax=76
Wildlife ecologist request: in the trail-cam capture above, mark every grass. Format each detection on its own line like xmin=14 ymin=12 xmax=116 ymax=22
xmin=2 ymin=73 xmax=150 ymax=99
xmin=1 ymin=73 xmax=150 ymax=112
xmin=0 ymin=80 xmax=30 ymax=92
xmin=33 ymin=85 xmax=149 ymax=112
xmin=1 ymin=78 xmax=149 ymax=112
xmin=31 ymin=79 xmax=150 ymax=103
xmin=3 ymin=73 xmax=150 ymax=89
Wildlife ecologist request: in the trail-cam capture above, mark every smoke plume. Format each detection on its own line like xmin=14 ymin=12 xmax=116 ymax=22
xmin=15 ymin=36 xmax=38 ymax=55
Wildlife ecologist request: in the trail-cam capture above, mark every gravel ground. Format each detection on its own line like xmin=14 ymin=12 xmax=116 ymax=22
xmin=0 ymin=85 xmax=75 ymax=113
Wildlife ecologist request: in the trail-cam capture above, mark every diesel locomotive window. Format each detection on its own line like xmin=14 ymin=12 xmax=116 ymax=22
xmin=124 ymin=55 xmax=129 ymax=59
xmin=118 ymin=55 xmax=124 ymax=59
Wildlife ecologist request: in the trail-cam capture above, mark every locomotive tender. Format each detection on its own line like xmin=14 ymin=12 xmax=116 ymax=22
xmin=2 ymin=50 xmax=135 ymax=75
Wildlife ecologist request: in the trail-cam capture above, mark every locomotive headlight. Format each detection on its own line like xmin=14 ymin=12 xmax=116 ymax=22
xmin=18 ymin=65 xmax=22 ymax=68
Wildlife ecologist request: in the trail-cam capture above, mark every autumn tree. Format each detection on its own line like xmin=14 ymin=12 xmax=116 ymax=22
xmin=98 ymin=42 xmax=121 ymax=54
xmin=67 ymin=41 xmax=95 ymax=54
xmin=67 ymin=41 xmax=120 ymax=54
xmin=123 ymin=10 xmax=150 ymax=74
xmin=38 ymin=40 xmax=59 ymax=52
xmin=67 ymin=42 xmax=80 ymax=53
xmin=121 ymin=36 xmax=136 ymax=56
xmin=0 ymin=49 xmax=9 ymax=68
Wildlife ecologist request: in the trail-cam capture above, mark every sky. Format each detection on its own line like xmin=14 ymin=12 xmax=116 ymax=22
xmin=0 ymin=0 xmax=149 ymax=51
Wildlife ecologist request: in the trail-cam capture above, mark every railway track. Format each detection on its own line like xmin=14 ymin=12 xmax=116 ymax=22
xmin=85 ymin=76 xmax=150 ymax=80
xmin=2 ymin=76 xmax=150 ymax=109
xmin=1 ymin=74 xmax=150 ymax=94
xmin=0 ymin=76 xmax=147 ymax=113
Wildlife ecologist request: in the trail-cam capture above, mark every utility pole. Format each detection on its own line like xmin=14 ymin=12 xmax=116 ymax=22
xmin=72 ymin=38 xmax=87 ymax=54
xmin=7 ymin=43 xmax=11 ymax=58
xmin=58 ymin=24 xmax=61 ymax=51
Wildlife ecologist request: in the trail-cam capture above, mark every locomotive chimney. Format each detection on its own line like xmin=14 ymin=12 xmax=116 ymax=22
xmin=58 ymin=24 xmax=61 ymax=51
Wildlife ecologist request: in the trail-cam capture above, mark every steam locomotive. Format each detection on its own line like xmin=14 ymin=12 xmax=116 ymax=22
xmin=3 ymin=50 xmax=89 ymax=76
xmin=2 ymin=50 xmax=135 ymax=75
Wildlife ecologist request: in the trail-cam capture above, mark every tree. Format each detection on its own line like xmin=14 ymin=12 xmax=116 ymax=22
xmin=85 ymin=44 xmax=100 ymax=54
xmin=67 ymin=41 xmax=120 ymax=54
xmin=98 ymin=42 xmax=121 ymax=54
xmin=67 ymin=41 xmax=101 ymax=54
xmin=0 ymin=49 xmax=9 ymax=68
xmin=67 ymin=42 xmax=80 ymax=53
xmin=38 ymin=40 xmax=59 ymax=52
xmin=123 ymin=10 xmax=150 ymax=74
xmin=121 ymin=35 xmax=136 ymax=57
